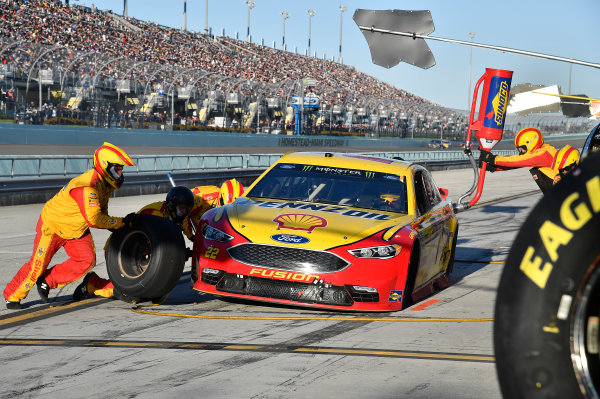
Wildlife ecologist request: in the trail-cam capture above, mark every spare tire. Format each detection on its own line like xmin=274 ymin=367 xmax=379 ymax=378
xmin=494 ymin=151 xmax=600 ymax=399
xmin=106 ymin=214 xmax=186 ymax=300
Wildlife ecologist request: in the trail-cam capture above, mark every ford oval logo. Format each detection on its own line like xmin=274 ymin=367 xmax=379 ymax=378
xmin=270 ymin=234 xmax=310 ymax=244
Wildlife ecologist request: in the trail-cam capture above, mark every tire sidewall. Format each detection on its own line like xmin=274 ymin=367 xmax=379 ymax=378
xmin=494 ymin=152 xmax=600 ymax=399
xmin=106 ymin=214 xmax=186 ymax=299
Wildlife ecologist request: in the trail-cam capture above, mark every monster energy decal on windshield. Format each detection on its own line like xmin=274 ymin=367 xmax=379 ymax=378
xmin=278 ymin=163 xmax=389 ymax=179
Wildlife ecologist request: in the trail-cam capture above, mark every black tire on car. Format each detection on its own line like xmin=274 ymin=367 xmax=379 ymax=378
xmin=106 ymin=214 xmax=186 ymax=300
xmin=494 ymin=151 xmax=600 ymax=399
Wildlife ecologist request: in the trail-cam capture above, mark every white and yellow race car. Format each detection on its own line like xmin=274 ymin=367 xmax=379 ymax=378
xmin=191 ymin=152 xmax=458 ymax=311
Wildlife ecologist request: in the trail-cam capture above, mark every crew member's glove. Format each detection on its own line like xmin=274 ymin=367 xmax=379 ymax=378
xmin=479 ymin=149 xmax=496 ymax=165
xmin=122 ymin=212 xmax=140 ymax=228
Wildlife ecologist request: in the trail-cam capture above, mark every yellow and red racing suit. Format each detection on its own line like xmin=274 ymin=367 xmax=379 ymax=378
xmin=184 ymin=185 xmax=220 ymax=239
xmin=86 ymin=186 xmax=221 ymax=299
xmin=4 ymin=169 xmax=124 ymax=302
xmin=493 ymin=143 xmax=559 ymax=194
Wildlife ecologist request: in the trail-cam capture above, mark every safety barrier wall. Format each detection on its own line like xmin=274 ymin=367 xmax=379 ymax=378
xmin=0 ymin=150 xmax=516 ymax=179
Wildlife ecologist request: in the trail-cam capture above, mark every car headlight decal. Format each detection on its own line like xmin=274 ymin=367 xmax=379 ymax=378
xmin=347 ymin=244 xmax=401 ymax=259
xmin=202 ymin=224 xmax=234 ymax=242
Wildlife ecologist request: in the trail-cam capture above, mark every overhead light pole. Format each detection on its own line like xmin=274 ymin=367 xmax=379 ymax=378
xmin=338 ymin=5 xmax=346 ymax=63
xmin=123 ymin=0 xmax=127 ymax=17
xmin=467 ymin=31 xmax=476 ymax=110
xmin=281 ymin=11 xmax=290 ymax=51
xmin=245 ymin=0 xmax=255 ymax=43
xmin=307 ymin=9 xmax=316 ymax=56
xmin=183 ymin=0 xmax=187 ymax=31
xmin=205 ymin=0 xmax=209 ymax=34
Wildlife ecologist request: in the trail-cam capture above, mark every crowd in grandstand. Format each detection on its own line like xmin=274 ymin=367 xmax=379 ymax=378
xmin=0 ymin=0 xmax=470 ymax=135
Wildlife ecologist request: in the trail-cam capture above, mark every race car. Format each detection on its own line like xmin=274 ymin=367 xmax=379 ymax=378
xmin=191 ymin=152 xmax=458 ymax=311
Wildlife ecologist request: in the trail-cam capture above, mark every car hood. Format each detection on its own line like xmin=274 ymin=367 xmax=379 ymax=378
xmin=223 ymin=198 xmax=413 ymax=249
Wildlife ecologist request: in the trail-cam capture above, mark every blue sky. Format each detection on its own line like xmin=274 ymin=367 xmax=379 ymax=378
xmin=78 ymin=0 xmax=599 ymax=111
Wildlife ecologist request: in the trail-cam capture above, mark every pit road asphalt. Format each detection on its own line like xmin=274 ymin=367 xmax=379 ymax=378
xmin=0 ymin=164 xmax=540 ymax=399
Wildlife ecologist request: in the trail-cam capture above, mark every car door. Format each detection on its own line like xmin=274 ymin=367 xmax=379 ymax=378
xmin=412 ymin=169 xmax=453 ymax=289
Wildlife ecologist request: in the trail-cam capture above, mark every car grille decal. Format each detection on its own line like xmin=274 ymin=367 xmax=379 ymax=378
xmin=226 ymin=243 xmax=350 ymax=273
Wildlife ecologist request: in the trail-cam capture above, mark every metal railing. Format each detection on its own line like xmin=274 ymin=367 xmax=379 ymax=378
xmin=0 ymin=150 xmax=516 ymax=180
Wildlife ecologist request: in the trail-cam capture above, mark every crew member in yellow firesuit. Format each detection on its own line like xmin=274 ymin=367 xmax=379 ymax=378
xmin=72 ymin=185 xmax=196 ymax=302
xmin=479 ymin=127 xmax=560 ymax=194
xmin=72 ymin=179 xmax=244 ymax=302
xmin=185 ymin=178 xmax=245 ymax=240
xmin=3 ymin=142 xmax=136 ymax=309
xmin=551 ymin=144 xmax=580 ymax=184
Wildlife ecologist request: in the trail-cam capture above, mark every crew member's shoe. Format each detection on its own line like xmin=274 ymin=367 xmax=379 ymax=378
xmin=6 ymin=300 xmax=23 ymax=310
xmin=73 ymin=273 xmax=92 ymax=302
xmin=37 ymin=278 xmax=50 ymax=303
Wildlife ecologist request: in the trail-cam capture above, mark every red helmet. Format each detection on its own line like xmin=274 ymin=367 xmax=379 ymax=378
xmin=93 ymin=142 xmax=135 ymax=188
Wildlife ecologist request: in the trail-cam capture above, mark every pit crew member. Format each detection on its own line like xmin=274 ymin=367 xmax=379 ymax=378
xmin=3 ymin=142 xmax=135 ymax=309
xmin=479 ymin=127 xmax=559 ymax=194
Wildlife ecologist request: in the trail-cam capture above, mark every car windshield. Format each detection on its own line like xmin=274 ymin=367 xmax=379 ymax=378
xmin=247 ymin=163 xmax=409 ymax=213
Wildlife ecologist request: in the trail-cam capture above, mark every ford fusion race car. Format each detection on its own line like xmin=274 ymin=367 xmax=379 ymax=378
xmin=191 ymin=152 xmax=458 ymax=311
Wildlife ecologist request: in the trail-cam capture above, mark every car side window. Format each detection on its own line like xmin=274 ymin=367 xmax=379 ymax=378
xmin=414 ymin=171 xmax=431 ymax=215
xmin=423 ymin=171 xmax=442 ymax=206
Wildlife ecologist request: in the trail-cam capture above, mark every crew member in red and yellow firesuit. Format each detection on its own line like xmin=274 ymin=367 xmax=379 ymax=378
xmin=73 ymin=180 xmax=244 ymax=302
xmin=3 ymin=142 xmax=135 ymax=310
xmin=72 ymin=185 xmax=196 ymax=302
xmin=184 ymin=179 xmax=245 ymax=239
xmin=551 ymin=144 xmax=580 ymax=184
xmin=479 ymin=127 xmax=559 ymax=194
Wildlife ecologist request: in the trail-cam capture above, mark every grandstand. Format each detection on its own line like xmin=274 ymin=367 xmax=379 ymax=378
xmin=0 ymin=0 xmax=594 ymax=137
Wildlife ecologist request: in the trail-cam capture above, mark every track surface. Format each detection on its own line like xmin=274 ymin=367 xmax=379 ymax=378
xmin=0 ymin=167 xmax=540 ymax=399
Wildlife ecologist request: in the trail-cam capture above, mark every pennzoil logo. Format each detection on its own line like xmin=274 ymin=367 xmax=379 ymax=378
xmin=250 ymin=268 xmax=319 ymax=282
xmin=273 ymin=213 xmax=327 ymax=232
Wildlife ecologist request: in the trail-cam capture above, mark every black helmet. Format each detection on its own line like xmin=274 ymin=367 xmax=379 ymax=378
xmin=166 ymin=186 xmax=195 ymax=224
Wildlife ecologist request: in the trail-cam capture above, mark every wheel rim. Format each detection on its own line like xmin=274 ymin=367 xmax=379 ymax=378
xmin=117 ymin=230 xmax=152 ymax=279
xmin=572 ymin=256 xmax=600 ymax=398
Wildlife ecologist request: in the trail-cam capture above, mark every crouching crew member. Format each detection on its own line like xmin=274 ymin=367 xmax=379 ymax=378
xmin=3 ymin=142 xmax=135 ymax=309
xmin=479 ymin=127 xmax=559 ymax=194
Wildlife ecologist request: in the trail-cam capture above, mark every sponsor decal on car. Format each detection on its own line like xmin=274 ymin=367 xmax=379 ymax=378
xmin=249 ymin=268 xmax=319 ymax=282
xmin=271 ymin=234 xmax=311 ymax=244
xmin=388 ymin=290 xmax=403 ymax=303
xmin=273 ymin=213 xmax=327 ymax=232
xmin=255 ymin=201 xmax=392 ymax=220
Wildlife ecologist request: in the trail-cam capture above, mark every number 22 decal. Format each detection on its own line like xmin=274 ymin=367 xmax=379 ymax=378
xmin=204 ymin=246 xmax=219 ymax=259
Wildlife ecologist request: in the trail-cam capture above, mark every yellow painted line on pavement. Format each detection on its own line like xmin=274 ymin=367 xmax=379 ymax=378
xmin=0 ymin=338 xmax=495 ymax=362
xmin=130 ymin=308 xmax=493 ymax=322
xmin=293 ymin=347 xmax=494 ymax=362
xmin=0 ymin=339 xmax=66 ymax=345
xmin=0 ymin=297 xmax=106 ymax=326
xmin=104 ymin=342 xmax=165 ymax=347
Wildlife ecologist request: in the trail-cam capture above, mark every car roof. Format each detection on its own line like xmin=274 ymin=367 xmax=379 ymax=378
xmin=276 ymin=152 xmax=415 ymax=175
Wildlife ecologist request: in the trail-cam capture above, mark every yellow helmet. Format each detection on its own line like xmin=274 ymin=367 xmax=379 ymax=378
xmin=514 ymin=127 xmax=544 ymax=155
xmin=93 ymin=142 xmax=135 ymax=188
xmin=552 ymin=144 xmax=580 ymax=173
xmin=219 ymin=179 xmax=244 ymax=205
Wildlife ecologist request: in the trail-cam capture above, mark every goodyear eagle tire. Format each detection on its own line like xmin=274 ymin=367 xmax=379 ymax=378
xmin=494 ymin=151 xmax=600 ymax=399
xmin=106 ymin=214 xmax=186 ymax=300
